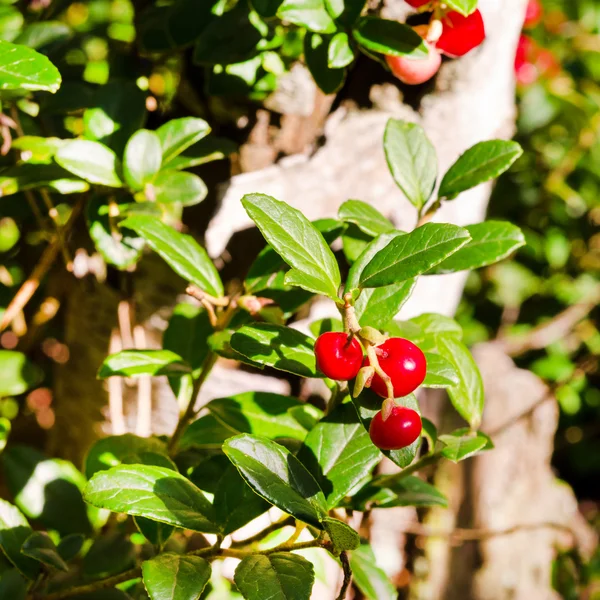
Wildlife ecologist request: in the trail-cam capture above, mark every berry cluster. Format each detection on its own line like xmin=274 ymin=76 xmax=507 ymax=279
xmin=387 ymin=1 xmax=486 ymax=86
xmin=315 ymin=332 xmax=426 ymax=451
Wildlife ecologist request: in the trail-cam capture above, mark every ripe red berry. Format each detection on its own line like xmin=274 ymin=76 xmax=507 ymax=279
xmin=436 ymin=9 xmax=486 ymax=57
xmin=386 ymin=42 xmax=442 ymax=85
xmin=314 ymin=332 xmax=363 ymax=381
xmin=404 ymin=0 xmax=431 ymax=7
xmin=369 ymin=406 xmax=422 ymax=450
xmin=524 ymin=0 xmax=543 ymax=28
xmin=367 ymin=338 xmax=426 ymax=398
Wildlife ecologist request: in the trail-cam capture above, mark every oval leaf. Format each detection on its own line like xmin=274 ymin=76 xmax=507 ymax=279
xmin=0 ymin=40 xmax=61 ymax=93
xmin=338 ymin=200 xmax=394 ymax=237
xmin=21 ymin=532 xmax=68 ymax=572
xmin=157 ymin=117 xmax=211 ymax=165
xmin=142 ymin=553 xmax=211 ymax=600
xmin=0 ymin=350 xmax=43 ymax=397
xmin=55 ymin=140 xmax=122 ymax=187
xmin=147 ymin=170 xmax=208 ymax=207
xmin=350 ymin=544 xmax=396 ymax=600
xmin=439 ymin=429 xmax=493 ymax=462
xmin=422 ymin=352 xmax=460 ymax=388
xmin=123 ymin=129 xmax=162 ymax=190
xmin=304 ymin=32 xmax=345 ymax=94
xmin=98 ymin=350 xmax=191 ymax=378
xmin=277 ymin=0 xmax=336 ymax=34
xmin=352 ymin=17 xmax=428 ymax=58
xmin=84 ymin=465 xmax=219 ymax=533
xmin=0 ymin=500 xmax=39 ymax=578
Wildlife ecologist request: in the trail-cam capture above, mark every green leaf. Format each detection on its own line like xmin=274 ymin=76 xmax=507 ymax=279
xmin=384 ymin=119 xmax=437 ymax=210
xmin=84 ymin=434 xmax=173 ymax=479
xmin=83 ymin=531 xmax=134 ymax=579
xmin=409 ymin=313 xmax=463 ymax=339
xmin=157 ymin=117 xmax=211 ymax=165
xmin=0 ymin=350 xmax=43 ymax=397
xmin=120 ymin=215 xmax=223 ymax=297
xmin=55 ymin=140 xmax=122 ymax=187
xmin=359 ymin=223 xmax=471 ymax=288
xmin=2 ymin=446 xmax=94 ymax=536
xmin=278 ymin=0 xmax=336 ymax=33
xmin=86 ymin=196 xmax=144 ymax=270
xmin=56 ymin=533 xmax=85 ymax=562
xmin=98 ymin=350 xmax=191 ymax=378
xmin=147 ymin=170 xmax=208 ymax=207
xmin=135 ymin=517 xmax=174 ymax=548
xmin=324 ymin=0 xmax=366 ymax=25
xmin=0 ymin=499 xmax=39 ymax=578
xmin=161 ymin=136 xmax=237 ymax=171
xmin=338 ymin=200 xmax=394 ymax=237
xmin=439 ymin=429 xmax=493 ymax=462
xmin=438 ymin=140 xmax=523 ymax=201
xmin=298 ymin=403 xmax=380 ymax=509
xmin=231 ymin=324 xmax=319 ymax=378
xmin=0 ymin=40 xmax=61 ymax=93
xmin=0 ymin=164 xmax=88 ymax=197
xmin=354 ymin=279 xmax=416 ymax=329
xmin=83 ymin=81 xmax=146 ymax=155
xmin=432 ymin=221 xmax=526 ymax=273
xmin=13 ymin=21 xmax=72 ymax=50
xmin=436 ymin=336 xmax=484 ymax=429
xmin=422 ymin=353 xmax=459 ymax=388
xmin=223 ymin=434 xmax=328 ymax=527
xmin=142 ymin=553 xmax=211 ymax=600
xmin=350 ymin=544 xmax=395 ymax=600
xmin=208 ymin=392 xmax=311 ymax=441
xmin=352 ymin=475 xmax=448 ymax=510
xmin=214 ymin=465 xmax=270 ymax=535
xmin=123 ymin=130 xmax=162 ymax=190
xmin=179 ymin=414 xmax=238 ymax=450
xmin=322 ymin=517 xmax=359 ymax=553
xmin=443 ymin=0 xmax=478 ymax=17
xmin=235 ymin=553 xmax=315 ymax=600
xmin=0 ymin=569 xmax=27 ymax=600
xmin=351 ymin=391 xmax=420 ymax=468
xmin=352 ymin=17 xmax=428 ymax=58
xmin=304 ymin=32 xmax=345 ymax=94
xmin=242 ymin=193 xmax=341 ymax=302
xmin=342 ymin=224 xmax=373 ymax=265
xmin=11 ymin=136 xmax=66 ymax=164
xmin=84 ymin=465 xmax=219 ymax=533
xmin=21 ymin=532 xmax=68 ymax=572
xmin=0 ymin=417 xmax=10 ymax=453
xmin=251 ymin=0 xmax=282 ymax=18
xmin=328 ymin=32 xmax=354 ymax=68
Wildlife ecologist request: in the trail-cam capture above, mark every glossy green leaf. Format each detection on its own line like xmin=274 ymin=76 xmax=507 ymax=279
xmin=352 ymin=17 xmax=428 ymax=58
xmin=409 ymin=313 xmax=463 ymax=339
xmin=56 ymin=533 xmax=85 ymax=562
xmin=223 ymin=434 xmax=328 ymax=527
xmin=438 ymin=140 xmax=523 ymax=200
xmin=324 ymin=0 xmax=366 ymax=24
xmin=436 ymin=336 xmax=484 ymax=429
xmin=55 ymin=140 xmax=122 ymax=187
xmin=304 ymin=32 xmax=345 ymax=94
xmin=208 ymin=392 xmax=310 ymax=441
xmin=350 ymin=544 xmax=395 ymax=600
xmin=135 ymin=517 xmax=175 ymax=548
xmin=0 ymin=499 xmax=39 ymax=578
xmin=142 ymin=553 xmax=211 ymax=600
xmin=231 ymin=324 xmax=319 ymax=378
xmin=342 ymin=224 xmax=373 ymax=264
xmin=0 ymin=350 xmax=43 ymax=397
xmin=422 ymin=352 xmax=460 ymax=388
xmin=86 ymin=196 xmax=144 ymax=270
xmin=384 ymin=119 xmax=437 ymax=210
xmin=123 ymin=129 xmax=162 ymax=190
xmin=298 ymin=403 xmax=380 ymax=509
xmin=120 ymin=215 xmax=223 ymax=297
xmin=432 ymin=221 xmax=526 ymax=273
xmin=147 ymin=170 xmax=208 ymax=207
xmin=157 ymin=118 xmax=211 ymax=165
xmin=242 ymin=194 xmax=341 ymax=301
xmin=161 ymin=136 xmax=237 ymax=171
xmin=338 ymin=200 xmax=394 ymax=237
xmin=328 ymin=31 xmax=354 ymax=68
xmin=443 ymin=0 xmax=478 ymax=16
xmin=354 ymin=279 xmax=416 ymax=329
xmin=84 ymin=434 xmax=173 ymax=479
xmin=214 ymin=465 xmax=270 ymax=535
xmin=0 ymin=569 xmax=27 ymax=600
xmin=21 ymin=532 xmax=68 ymax=572
xmin=11 ymin=136 xmax=66 ymax=164
xmin=359 ymin=223 xmax=471 ymax=288
xmin=84 ymin=465 xmax=219 ymax=533
xmin=439 ymin=429 xmax=493 ymax=462
xmin=0 ymin=40 xmax=61 ymax=93
xmin=98 ymin=350 xmax=190 ymax=378
xmin=0 ymin=164 xmax=88 ymax=197
xmin=179 ymin=414 xmax=238 ymax=450
xmin=278 ymin=0 xmax=336 ymax=33
xmin=322 ymin=517 xmax=359 ymax=553
xmin=351 ymin=390 xmax=420 ymax=468
xmin=235 ymin=553 xmax=315 ymax=600
xmin=0 ymin=6 xmax=23 ymax=43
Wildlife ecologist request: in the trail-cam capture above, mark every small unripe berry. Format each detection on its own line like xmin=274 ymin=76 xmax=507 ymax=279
xmin=366 ymin=338 xmax=427 ymax=398
xmin=386 ymin=43 xmax=442 ymax=85
xmin=436 ymin=9 xmax=486 ymax=58
xmin=524 ymin=0 xmax=543 ymax=29
xmin=314 ymin=332 xmax=363 ymax=381
xmin=369 ymin=406 xmax=422 ymax=450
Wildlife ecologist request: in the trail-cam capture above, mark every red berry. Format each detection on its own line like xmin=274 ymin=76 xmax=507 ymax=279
xmin=514 ymin=35 xmax=559 ymax=86
xmin=436 ymin=9 xmax=486 ymax=57
xmin=314 ymin=332 xmax=363 ymax=381
xmin=369 ymin=406 xmax=422 ymax=450
xmin=366 ymin=338 xmax=427 ymax=398
xmin=524 ymin=0 xmax=543 ymax=28
xmin=386 ymin=42 xmax=442 ymax=85
xmin=404 ymin=0 xmax=431 ymax=7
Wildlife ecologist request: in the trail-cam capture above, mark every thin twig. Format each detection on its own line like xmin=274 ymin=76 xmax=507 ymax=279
xmin=230 ymin=516 xmax=296 ymax=548
xmin=335 ymin=552 xmax=352 ymax=600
